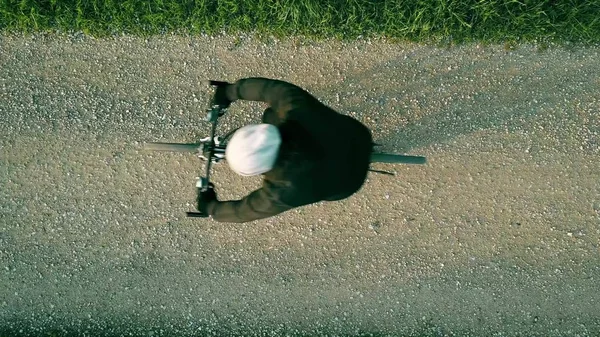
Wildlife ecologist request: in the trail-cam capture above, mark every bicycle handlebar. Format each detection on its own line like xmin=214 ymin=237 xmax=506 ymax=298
xmin=209 ymin=80 xmax=228 ymax=87
xmin=187 ymin=81 xmax=228 ymax=219
xmin=187 ymin=210 xmax=209 ymax=218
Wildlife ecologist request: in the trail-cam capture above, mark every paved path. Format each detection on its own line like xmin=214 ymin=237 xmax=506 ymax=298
xmin=1 ymin=34 xmax=599 ymax=336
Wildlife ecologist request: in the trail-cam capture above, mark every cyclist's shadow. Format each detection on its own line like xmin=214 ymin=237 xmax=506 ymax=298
xmin=313 ymin=48 xmax=574 ymax=154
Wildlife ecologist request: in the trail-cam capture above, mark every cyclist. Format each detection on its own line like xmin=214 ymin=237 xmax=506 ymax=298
xmin=198 ymin=77 xmax=373 ymax=223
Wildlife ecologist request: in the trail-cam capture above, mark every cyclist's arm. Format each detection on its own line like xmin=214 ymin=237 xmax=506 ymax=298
xmin=205 ymin=181 xmax=293 ymax=223
xmin=225 ymin=77 xmax=327 ymax=118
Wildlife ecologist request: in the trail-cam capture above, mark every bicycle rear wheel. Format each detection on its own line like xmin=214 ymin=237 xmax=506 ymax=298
xmin=143 ymin=142 xmax=200 ymax=153
xmin=370 ymin=152 xmax=427 ymax=164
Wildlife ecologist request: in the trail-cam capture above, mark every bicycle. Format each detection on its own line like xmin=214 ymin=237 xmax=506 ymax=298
xmin=143 ymin=81 xmax=427 ymax=218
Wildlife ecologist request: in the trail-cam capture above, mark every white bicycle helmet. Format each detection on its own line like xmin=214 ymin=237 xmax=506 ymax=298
xmin=225 ymin=124 xmax=282 ymax=176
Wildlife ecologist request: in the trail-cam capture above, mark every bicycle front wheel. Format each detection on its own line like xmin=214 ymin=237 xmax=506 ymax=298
xmin=143 ymin=142 xmax=200 ymax=153
xmin=370 ymin=152 xmax=427 ymax=164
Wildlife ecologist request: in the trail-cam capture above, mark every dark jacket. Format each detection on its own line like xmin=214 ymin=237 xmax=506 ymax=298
xmin=206 ymin=78 xmax=373 ymax=223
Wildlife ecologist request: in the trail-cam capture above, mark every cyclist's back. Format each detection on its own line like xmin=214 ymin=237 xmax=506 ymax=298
xmin=202 ymin=78 xmax=373 ymax=222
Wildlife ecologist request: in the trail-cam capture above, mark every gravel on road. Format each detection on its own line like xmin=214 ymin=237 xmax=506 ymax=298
xmin=1 ymin=33 xmax=599 ymax=336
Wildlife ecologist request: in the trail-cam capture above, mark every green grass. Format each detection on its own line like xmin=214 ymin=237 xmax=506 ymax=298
xmin=1 ymin=0 xmax=599 ymax=44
